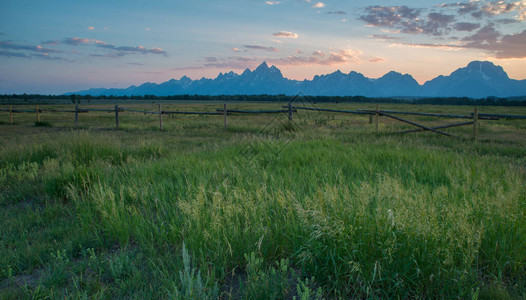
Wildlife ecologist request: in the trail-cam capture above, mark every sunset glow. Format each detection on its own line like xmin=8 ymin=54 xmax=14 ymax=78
xmin=1 ymin=0 xmax=525 ymax=94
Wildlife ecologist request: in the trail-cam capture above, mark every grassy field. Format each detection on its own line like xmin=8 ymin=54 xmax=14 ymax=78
xmin=1 ymin=102 xmax=525 ymax=299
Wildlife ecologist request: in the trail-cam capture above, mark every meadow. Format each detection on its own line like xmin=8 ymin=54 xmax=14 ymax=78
xmin=1 ymin=101 xmax=525 ymax=299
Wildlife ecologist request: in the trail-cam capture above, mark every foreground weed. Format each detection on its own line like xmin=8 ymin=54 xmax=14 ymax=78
xmin=41 ymin=250 xmax=70 ymax=287
xmin=165 ymin=243 xmax=219 ymax=299
xmin=295 ymin=277 xmax=323 ymax=300
xmin=244 ymin=252 xmax=321 ymax=299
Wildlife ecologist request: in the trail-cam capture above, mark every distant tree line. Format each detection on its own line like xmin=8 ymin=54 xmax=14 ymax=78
xmin=1 ymin=93 xmax=525 ymax=106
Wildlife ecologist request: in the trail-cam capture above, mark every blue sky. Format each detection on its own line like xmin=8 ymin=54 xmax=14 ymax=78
xmin=1 ymin=0 xmax=525 ymax=94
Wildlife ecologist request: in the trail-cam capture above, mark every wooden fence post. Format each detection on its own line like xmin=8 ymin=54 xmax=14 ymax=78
xmin=473 ymin=107 xmax=478 ymax=140
xmin=9 ymin=105 xmax=13 ymax=124
xmin=74 ymin=104 xmax=79 ymax=129
xmin=224 ymin=103 xmax=227 ymax=130
xmin=158 ymin=103 xmax=163 ymax=130
xmin=115 ymin=104 xmax=119 ymax=129
xmin=288 ymin=102 xmax=293 ymax=122
xmin=36 ymin=105 xmax=40 ymax=122
xmin=375 ymin=104 xmax=379 ymax=133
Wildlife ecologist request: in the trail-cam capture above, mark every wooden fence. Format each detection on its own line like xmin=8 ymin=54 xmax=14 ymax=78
xmin=1 ymin=103 xmax=525 ymax=139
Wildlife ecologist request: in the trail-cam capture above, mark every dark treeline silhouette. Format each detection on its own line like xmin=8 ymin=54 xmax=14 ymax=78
xmin=1 ymin=93 xmax=525 ymax=106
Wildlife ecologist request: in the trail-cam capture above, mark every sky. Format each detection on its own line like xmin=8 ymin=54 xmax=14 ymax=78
xmin=1 ymin=0 xmax=526 ymax=94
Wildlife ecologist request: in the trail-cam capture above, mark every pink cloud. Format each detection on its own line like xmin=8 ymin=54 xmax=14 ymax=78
xmin=200 ymin=48 xmax=361 ymax=70
xmin=244 ymin=45 xmax=279 ymax=52
xmin=273 ymin=31 xmax=299 ymax=38
xmin=369 ymin=57 xmax=386 ymax=63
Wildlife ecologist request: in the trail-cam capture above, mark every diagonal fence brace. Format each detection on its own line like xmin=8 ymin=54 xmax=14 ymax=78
xmin=379 ymin=112 xmax=451 ymax=137
xmin=399 ymin=121 xmax=474 ymax=134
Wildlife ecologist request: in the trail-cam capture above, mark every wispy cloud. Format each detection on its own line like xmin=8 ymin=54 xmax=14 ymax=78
xmin=97 ymin=44 xmax=168 ymax=56
xmin=482 ymin=1 xmax=526 ymax=20
xmin=63 ymin=37 xmax=95 ymax=45
xmin=33 ymin=53 xmax=68 ymax=60
xmin=202 ymin=57 xmax=262 ymax=70
xmin=0 ymin=49 xmax=31 ymax=58
xmin=42 ymin=40 xmax=60 ymax=45
xmin=87 ymin=26 xmax=94 ymax=30
xmin=360 ymin=6 xmax=455 ymax=36
xmin=148 ymin=47 xmax=168 ymax=55
xmin=369 ymin=57 xmax=386 ymax=63
xmin=438 ymin=0 xmax=526 ymax=21
xmin=388 ymin=42 xmax=464 ymax=51
xmin=2 ymin=36 xmax=169 ymax=62
xmin=326 ymin=11 xmax=346 ymax=15
xmin=61 ymin=37 xmax=168 ymax=56
xmin=0 ymin=41 xmax=69 ymax=60
xmin=368 ymin=34 xmax=401 ymax=41
xmin=265 ymin=1 xmax=280 ymax=5
xmin=493 ymin=29 xmax=526 ymax=58
xmin=437 ymin=2 xmax=481 ymax=18
xmin=312 ymin=2 xmax=325 ymax=8
xmin=204 ymin=56 xmax=218 ymax=62
xmin=360 ymin=6 xmax=421 ymax=28
xmin=360 ymin=2 xmax=526 ymax=60
xmin=390 ymin=23 xmax=526 ymax=59
xmin=171 ymin=66 xmax=208 ymax=71
xmin=201 ymin=48 xmax=361 ymax=70
xmin=495 ymin=18 xmax=519 ymax=23
xmin=462 ymin=24 xmax=526 ymax=58
xmin=244 ymin=45 xmax=279 ymax=52
xmin=267 ymin=49 xmax=360 ymax=66
xmin=462 ymin=24 xmax=501 ymax=47
xmin=453 ymin=22 xmax=481 ymax=32
xmin=0 ymin=41 xmax=61 ymax=53
xmin=273 ymin=31 xmax=299 ymax=38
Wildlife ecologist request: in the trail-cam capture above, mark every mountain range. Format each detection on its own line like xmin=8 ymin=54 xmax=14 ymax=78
xmin=72 ymin=61 xmax=526 ymax=98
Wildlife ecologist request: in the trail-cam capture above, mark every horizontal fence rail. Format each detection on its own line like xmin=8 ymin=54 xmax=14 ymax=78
xmin=2 ymin=103 xmax=525 ymax=140
xmin=286 ymin=106 xmax=372 ymax=115
xmin=357 ymin=109 xmax=473 ymax=119
xmin=162 ymin=110 xmax=223 ymax=115
xmin=356 ymin=109 xmax=502 ymax=120
xmin=120 ymin=108 xmax=158 ymax=114
xmin=216 ymin=109 xmax=292 ymax=114
xmin=3 ymin=106 xmax=526 ymax=119
xmin=477 ymin=113 xmax=526 ymax=119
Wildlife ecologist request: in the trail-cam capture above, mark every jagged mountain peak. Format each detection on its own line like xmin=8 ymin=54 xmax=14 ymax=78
xmin=348 ymin=71 xmax=365 ymax=78
xmin=242 ymin=68 xmax=251 ymax=76
xmin=251 ymin=61 xmax=283 ymax=79
xmin=216 ymin=71 xmax=238 ymax=80
xmin=313 ymin=70 xmax=344 ymax=80
xmin=467 ymin=60 xmax=497 ymax=70
xmin=70 ymin=60 xmax=526 ymax=98
xmin=379 ymin=71 xmax=416 ymax=80
xmin=255 ymin=61 xmax=269 ymax=71
xmin=454 ymin=60 xmax=509 ymax=80
xmin=382 ymin=71 xmax=402 ymax=77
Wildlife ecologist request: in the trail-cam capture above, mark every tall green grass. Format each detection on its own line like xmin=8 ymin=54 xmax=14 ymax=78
xmin=1 ymin=121 xmax=525 ymax=298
